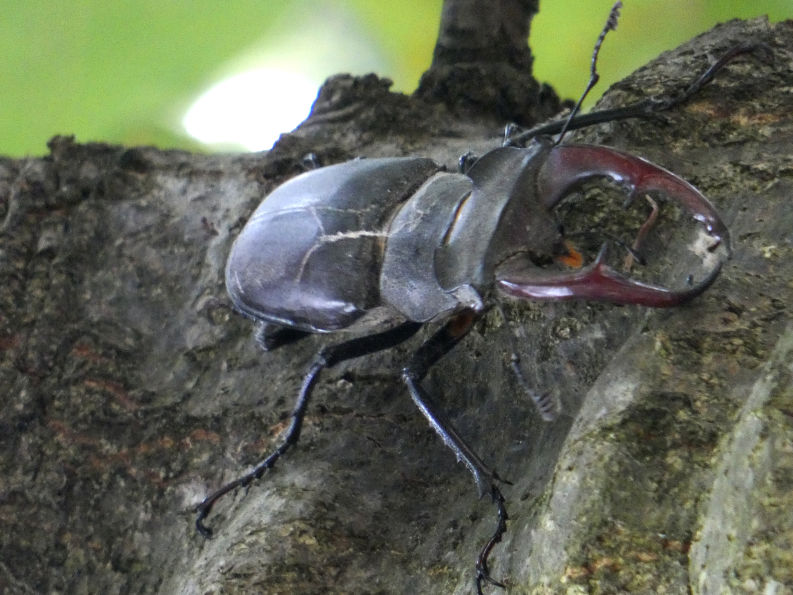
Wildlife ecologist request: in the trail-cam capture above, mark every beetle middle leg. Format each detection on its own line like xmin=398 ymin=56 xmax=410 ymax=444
xmin=195 ymin=320 xmax=422 ymax=537
xmin=401 ymin=310 xmax=509 ymax=593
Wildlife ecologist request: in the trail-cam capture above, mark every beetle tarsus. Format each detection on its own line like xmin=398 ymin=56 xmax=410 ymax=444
xmin=508 ymin=351 xmax=559 ymax=422
xmin=677 ymin=42 xmax=771 ymax=104
xmin=475 ymin=484 xmax=509 ymax=594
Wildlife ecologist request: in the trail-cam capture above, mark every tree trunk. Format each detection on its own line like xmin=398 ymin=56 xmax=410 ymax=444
xmin=1 ymin=14 xmax=791 ymax=595
xmin=416 ymin=0 xmax=562 ymax=125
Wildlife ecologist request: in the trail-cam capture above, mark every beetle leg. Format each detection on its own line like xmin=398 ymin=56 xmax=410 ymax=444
xmin=505 ymin=42 xmax=768 ymax=145
xmin=401 ymin=310 xmax=508 ymax=592
xmin=510 ymin=354 xmax=559 ymax=422
xmin=195 ymin=321 xmax=422 ymax=538
xmin=494 ymin=304 xmax=560 ymax=422
xmin=623 ymin=195 xmax=659 ymax=271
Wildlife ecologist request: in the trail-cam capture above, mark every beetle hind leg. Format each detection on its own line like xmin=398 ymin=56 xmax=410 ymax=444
xmin=195 ymin=321 xmax=422 ymax=538
xmin=401 ymin=311 xmax=509 ymax=591
xmin=195 ymin=351 xmax=326 ymax=538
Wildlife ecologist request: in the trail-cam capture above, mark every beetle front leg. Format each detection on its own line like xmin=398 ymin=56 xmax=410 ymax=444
xmin=504 ymin=42 xmax=768 ymax=145
xmin=401 ymin=311 xmax=508 ymax=593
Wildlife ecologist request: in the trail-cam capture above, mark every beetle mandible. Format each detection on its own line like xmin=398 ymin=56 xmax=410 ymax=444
xmin=196 ymin=5 xmax=752 ymax=592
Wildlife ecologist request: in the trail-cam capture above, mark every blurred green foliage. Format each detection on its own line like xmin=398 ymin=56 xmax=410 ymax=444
xmin=1 ymin=0 xmax=787 ymax=156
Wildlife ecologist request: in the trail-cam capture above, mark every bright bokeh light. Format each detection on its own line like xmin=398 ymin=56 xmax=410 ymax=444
xmin=182 ymin=68 xmax=320 ymax=151
xmin=180 ymin=5 xmax=390 ymax=153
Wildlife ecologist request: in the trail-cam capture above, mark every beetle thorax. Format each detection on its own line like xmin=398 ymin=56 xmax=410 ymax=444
xmin=380 ymin=142 xmax=562 ymax=324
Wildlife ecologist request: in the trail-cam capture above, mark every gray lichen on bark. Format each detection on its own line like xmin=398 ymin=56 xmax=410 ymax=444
xmin=1 ymin=12 xmax=792 ymax=595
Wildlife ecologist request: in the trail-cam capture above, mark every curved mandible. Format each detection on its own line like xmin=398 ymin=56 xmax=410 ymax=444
xmin=537 ymin=144 xmax=731 ymax=253
xmin=495 ymin=143 xmax=730 ymax=307
xmin=497 ymin=244 xmax=723 ymax=307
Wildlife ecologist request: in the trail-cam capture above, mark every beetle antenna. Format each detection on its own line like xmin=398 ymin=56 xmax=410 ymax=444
xmin=555 ymin=1 xmax=622 ymax=145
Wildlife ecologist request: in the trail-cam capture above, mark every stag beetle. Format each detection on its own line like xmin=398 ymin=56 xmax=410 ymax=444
xmin=196 ymin=5 xmax=754 ymax=591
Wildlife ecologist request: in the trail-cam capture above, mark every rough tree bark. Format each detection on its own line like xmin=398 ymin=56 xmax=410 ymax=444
xmin=1 ymin=9 xmax=791 ymax=595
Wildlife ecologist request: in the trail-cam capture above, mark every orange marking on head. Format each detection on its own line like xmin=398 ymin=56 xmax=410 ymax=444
xmin=556 ymin=240 xmax=584 ymax=268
